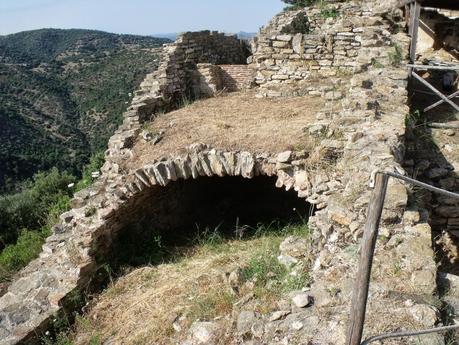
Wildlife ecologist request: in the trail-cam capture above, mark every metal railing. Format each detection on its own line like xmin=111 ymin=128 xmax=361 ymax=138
xmin=346 ymin=168 xmax=459 ymax=345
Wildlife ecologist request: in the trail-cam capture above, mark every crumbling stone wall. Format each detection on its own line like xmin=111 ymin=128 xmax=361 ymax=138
xmin=193 ymin=63 xmax=223 ymax=97
xmin=0 ymin=145 xmax=325 ymax=345
xmin=135 ymin=30 xmax=248 ymax=119
xmin=249 ymin=2 xmax=402 ymax=97
xmin=0 ymin=1 xmax=446 ymax=344
xmin=105 ymin=31 xmax=249 ymax=172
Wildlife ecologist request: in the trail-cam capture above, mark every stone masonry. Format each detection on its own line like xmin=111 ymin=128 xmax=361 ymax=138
xmin=0 ymin=1 xmax=448 ymax=344
xmin=250 ymin=1 xmax=404 ymax=97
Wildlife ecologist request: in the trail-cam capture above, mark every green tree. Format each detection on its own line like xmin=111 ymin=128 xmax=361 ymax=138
xmin=0 ymin=168 xmax=75 ymax=247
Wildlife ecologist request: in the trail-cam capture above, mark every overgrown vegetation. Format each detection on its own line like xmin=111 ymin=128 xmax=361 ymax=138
xmin=0 ymin=153 xmax=105 ymax=282
xmin=0 ymin=29 xmax=169 ymax=192
xmin=0 ymin=168 xmax=75 ymax=248
xmin=239 ymin=222 xmax=312 ymax=301
xmin=320 ymin=7 xmax=339 ymax=19
xmin=282 ymin=0 xmax=317 ymax=10
xmin=281 ymin=12 xmax=311 ymax=34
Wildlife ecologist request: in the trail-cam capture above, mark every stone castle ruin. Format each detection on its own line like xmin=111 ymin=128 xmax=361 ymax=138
xmin=1 ymin=0 xmax=458 ymax=344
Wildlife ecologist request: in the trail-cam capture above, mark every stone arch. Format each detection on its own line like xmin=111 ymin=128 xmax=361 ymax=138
xmin=0 ymin=145 xmax=317 ymax=345
xmin=92 ymin=145 xmax=315 ymax=262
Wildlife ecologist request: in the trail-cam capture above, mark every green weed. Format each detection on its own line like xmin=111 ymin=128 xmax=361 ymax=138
xmin=388 ymin=44 xmax=403 ymax=67
xmin=320 ymin=7 xmax=339 ymax=19
xmin=189 ymin=290 xmax=235 ymax=321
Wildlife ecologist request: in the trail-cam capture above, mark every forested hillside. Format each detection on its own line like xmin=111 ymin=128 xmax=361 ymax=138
xmin=0 ymin=29 xmax=169 ymax=191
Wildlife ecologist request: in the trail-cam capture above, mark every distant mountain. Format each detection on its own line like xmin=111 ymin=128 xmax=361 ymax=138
xmin=151 ymin=31 xmax=257 ymax=42
xmin=0 ymin=28 xmax=170 ymax=191
xmin=152 ymin=33 xmax=178 ymax=41
xmin=236 ymin=31 xmax=257 ymax=40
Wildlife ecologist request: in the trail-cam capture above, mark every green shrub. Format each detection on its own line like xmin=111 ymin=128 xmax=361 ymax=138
xmin=76 ymin=152 xmax=105 ymax=191
xmin=0 ymin=229 xmax=48 ymax=281
xmin=320 ymin=7 xmax=339 ymax=19
xmin=0 ymin=168 xmax=75 ymax=247
xmin=0 ymin=168 xmax=75 ymax=281
xmin=281 ymin=13 xmax=311 ymax=34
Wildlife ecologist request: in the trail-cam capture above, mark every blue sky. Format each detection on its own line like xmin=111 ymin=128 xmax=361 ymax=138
xmin=0 ymin=0 xmax=285 ymax=36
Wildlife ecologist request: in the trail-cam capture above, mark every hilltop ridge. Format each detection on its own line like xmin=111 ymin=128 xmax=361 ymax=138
xmin=0 ymin=28 xmax=169 ymax=191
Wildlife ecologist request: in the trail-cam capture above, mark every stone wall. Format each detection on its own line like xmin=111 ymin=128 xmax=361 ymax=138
xmin=0 ymin=145 xmax=328 ymax=345
xmin=419 ymin=9 xmax=459 ymax=59
xmin=104 ymin=31 xmax=249 ymax=174
xmin=249 ymin=2 xmax=403 ymax=97
xmin=135 ymin=30 xmax=248 ymax=115
xmin=0 ymin=1 xmax=446 ymax=344
xmin=405 ymin=139 xmax=459 ymax=237
xmin=193 ymin=63 xmax=223 ymax=97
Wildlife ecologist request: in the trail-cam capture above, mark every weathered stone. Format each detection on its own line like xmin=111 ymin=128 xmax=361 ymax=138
xmin=222 ymin=152 xmax=236 ymax=176
xmin=277 ymin=254 xmax=299 ymax=267
xmin=8 ymin=305 xmax=30 ymax=325
xmin=292 ymin=34 xmax=303 ymax=54
xmin=173 ymin=155 xmax=192 ymax=180
xmin=207 ymin=150 xmax=226 ymax=177
xmin=153 ymin=162 xmax=171 ymax=186
xmin=237 ymin=311 xmax=257 ymax=335
xmin=277 ymin=151 xmax=293 ymax=163
xmin=279 ymin=236 xmax=309 ymax=258
xmin=238 ymin=152 xmax=255 ymax=178
xmin=269 ymin=310 xmax=290 ymax=321
xmin=410 ymin=304 xmax=438 ymax=327
xmin=290 ymin=321 xmax=304 ymax=331
xmin=60 ymin=212 xmax=74 ymax=224
xmin=277 ymin=34 xmax=292 ymax=42
xmin=291 ymin=293 xmax=312 ymax=308
xmin=187 ymin=321 xmax=221 ymax=345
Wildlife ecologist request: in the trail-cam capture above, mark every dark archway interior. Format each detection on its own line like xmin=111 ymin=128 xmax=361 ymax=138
xmin=109 ymin=175 xmax=311 ymax=268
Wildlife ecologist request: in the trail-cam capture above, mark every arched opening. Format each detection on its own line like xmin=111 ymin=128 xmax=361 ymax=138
xmin=105 ymin=175 xmax=312 ymax=269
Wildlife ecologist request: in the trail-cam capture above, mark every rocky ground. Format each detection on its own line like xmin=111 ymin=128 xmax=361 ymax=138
xmin=63 ymin=220 xmax=444 ymax=345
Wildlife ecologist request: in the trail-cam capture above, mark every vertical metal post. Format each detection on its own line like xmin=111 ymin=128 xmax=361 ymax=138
xmin=346 ymin=173 xmax=389 ymax=345
xmin=409 ymin=1 xmax=421 ymax=63
xmin=408 ymin=2 xmax=415 ymax=36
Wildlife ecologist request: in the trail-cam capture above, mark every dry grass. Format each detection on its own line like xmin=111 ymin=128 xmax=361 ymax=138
xmin=69 ymin=233 xmax=299 ymax=345
xmin=64 ymin=223 xmax=440 ymax=345
xmin=128 ymin=91 xmax=323 ymax=169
